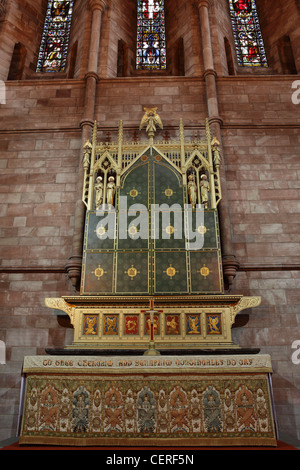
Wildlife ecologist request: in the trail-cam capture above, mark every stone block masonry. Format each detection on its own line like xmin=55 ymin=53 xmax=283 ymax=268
xmin=0 ymin=72 xmax=300 ymax=444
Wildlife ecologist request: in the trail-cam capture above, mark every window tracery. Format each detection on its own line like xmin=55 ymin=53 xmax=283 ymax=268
xmin=229 ymin=0 xmax=267 ymax=67
xmin=36 ymin=0 xmax=74 ymax=73
xmin=136 ymin=0 xmax=166 ymax=70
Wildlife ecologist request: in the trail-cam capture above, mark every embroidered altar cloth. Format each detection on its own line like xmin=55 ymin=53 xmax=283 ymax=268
xmin=19 ymin=354 xmax=277 ymax=447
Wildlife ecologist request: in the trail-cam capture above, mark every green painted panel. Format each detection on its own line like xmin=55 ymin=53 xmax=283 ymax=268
xmin=155 ymin=251 xmax=188 ymax=294
xmin=186 ymin=210 xmax=219 ymax=250
xmin=81 ymin=151 xmax=224 ymax=295
xmin=154 ymin=209 xmax=185 ymax=250
xmin=119 ymin=160 xmax=149 ymax=208
xmin=81 ymin=252 xmax=114 ymax=294
xmin=154 ymin=159 xmax=184 ymax=206
xmin=190 ymin=251 xmax=223 ymax=293
xmin=85 ymin=211 xmax=115 ymax=251
xmin=116 ymin=252 xmax=149 ymax=294
xmin=117 ymin=209 xmax=149 ymax=251
xmin=118 ymin=159 xmax=149 ymax=251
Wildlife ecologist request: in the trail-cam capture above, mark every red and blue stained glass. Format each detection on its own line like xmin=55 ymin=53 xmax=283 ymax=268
xmin=229 ymin=0 xmax=267 ymax=67
xmin=136 ymin=0 xmax=166 ymax=70
xmin=36 ymin=1 xmax=74 ymax=72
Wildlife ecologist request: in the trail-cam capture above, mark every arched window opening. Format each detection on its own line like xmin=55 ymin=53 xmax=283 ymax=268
xmin=277 ymin=35 xmax=297 ymax=75
xmin=117 ymin=39 xmax=128 ymax=77
xmin=68 ymin=40 xmax=78 ymax=78
xmin=224 ymin=37 xmax=235 ymax=75
xmin=36 ymin=0 xmax=74 ymax=73
xmin=177 ymin=37 xmax=185 ymax=76
xmin=136 ymin=0 xmax=166 ymax=70
xmin=8 ymin=43 xmax=27 ymax=80
xmin=229 ymin=0 xmax=267 ymax=67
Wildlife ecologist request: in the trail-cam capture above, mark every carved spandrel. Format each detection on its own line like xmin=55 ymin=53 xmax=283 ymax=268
xmin=45 ymin=298 xmax=76 ymax=326
xmin=230 ymin=296 xmax=262 ymax=325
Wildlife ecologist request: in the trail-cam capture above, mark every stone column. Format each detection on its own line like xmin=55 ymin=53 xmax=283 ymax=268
xmin=65 ymin=0 xmax=107 ymax=289
xmin=197 ymin=0 xmax=239 ymax=288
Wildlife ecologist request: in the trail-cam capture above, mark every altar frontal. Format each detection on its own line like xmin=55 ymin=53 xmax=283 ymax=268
xmin=19 ymin=354 xmax=277 ymax=447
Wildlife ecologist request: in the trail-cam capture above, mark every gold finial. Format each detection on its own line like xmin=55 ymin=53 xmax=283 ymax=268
xmin=92 ymin=120 xmax=97 ymax=144
xmin=83 ymin=139 xmax=92 ymax=150
xmin=211 ymin=137 xmax=220 ymax=147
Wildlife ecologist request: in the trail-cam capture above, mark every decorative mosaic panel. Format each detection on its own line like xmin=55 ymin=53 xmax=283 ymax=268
xmin=82 ymin=314 xmax=99 ymax=336
xmin=165 ymin=314 xmax=180 ymax=335
xmin=186 ymin=314 xmax=201 ymax=335
xmin=103 ymin=314 xmax=119 ymax=336
xmin=124 ymin=315 xmax=140 ymax=335
xmin=144 ymin=314 xmax=160 ymax=336
xmin=206 ymin=313 xmax=222 ymax=335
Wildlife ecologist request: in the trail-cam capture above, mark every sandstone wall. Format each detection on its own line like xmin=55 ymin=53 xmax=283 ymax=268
xmin=0 ymin=75 xmax=300 ymax=441
xmin=0 ymin=0 xmax=299 ymax=445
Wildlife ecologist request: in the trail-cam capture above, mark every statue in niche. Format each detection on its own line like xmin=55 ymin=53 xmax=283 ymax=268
xmin=200 ymin=174 xmax=210 ymax=208
xmin=94 ymin=176 xmax=103 ymax=208
xmin=188 ymin=174 xmax=197 ymax=208
xmin=212 ymin=138 xmax=221 ymax=168
xmin=106 ymin=176 xmax=116 ymax=207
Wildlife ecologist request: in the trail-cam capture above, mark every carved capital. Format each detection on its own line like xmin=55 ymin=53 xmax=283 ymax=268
xmin=208 ymin=115 xmax=224 ymax=128
xmin=84 ymin=71 xmax=99 ymax=81
xmin=203 ymin=68 xmax=217 ymax=79
xmin=196 ymin=0 xmax=210 ymax=9
xmin=80 ymin=119 xmax=94 ymax=131
xmin=88 ymin=0 xmax=107 ymax=12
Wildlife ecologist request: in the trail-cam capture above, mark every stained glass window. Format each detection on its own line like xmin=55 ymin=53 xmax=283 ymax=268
xmin=229 ymin=0 xmax=267 ymax=67
xmin=36 ymin=1 xmax=74 ymax=73
xmin=136 ymin=0 xmax=166 ymax=70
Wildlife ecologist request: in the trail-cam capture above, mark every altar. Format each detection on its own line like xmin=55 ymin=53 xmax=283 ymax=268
xmin=19 ymin=353 xmax=277 ymax=447
xmin=43 ymin=115 xmax=262 ymax=354
xmin=18 ymin=113 xmax=278 ymax=447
